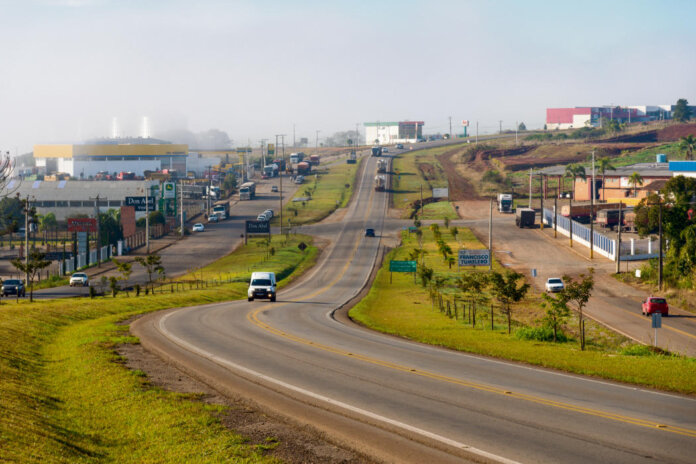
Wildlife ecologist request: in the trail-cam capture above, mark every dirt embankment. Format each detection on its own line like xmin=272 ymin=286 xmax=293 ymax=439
xmin=437 ymin=149 xmax=483 ymax=201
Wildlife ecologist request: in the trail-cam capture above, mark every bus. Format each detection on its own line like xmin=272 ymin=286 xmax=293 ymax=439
xmin=239 ymin=182 xmax=256 ymax=200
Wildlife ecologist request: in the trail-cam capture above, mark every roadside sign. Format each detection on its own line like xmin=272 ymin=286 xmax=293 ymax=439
xmin=389 ymin=260 xmax=417 ymax=273
xmin=651 ymin=313 xmax=662 ymax=329
xmin=461 ymin=120 xmax=469 ymax=127
xmin=77 ymin=232 xmax=87 ymax=254
xmin=268 ymin=144 xmax=275 ymax=155
xmin=162 ymin=182 xmax=176 ymax=199
xmin=408 ymin=226 xmax=418 ymax=233
xmin=298 ymin=242 xmax=307 ymax=251
xmin=432 ymin=187 xmax=448 ymax=199
xmin=459 ymin=249 xmax=490 ymax=267
xmin=68 ymin=218 xmax=97 ymax=233
xmin=124 ymin=196 xmax=155 ymax=212
xmin=245 ymin=220 xmax=270 ymax=234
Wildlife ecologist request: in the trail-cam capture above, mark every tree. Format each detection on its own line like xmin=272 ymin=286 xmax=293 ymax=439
xmin=99 ymin=211 xmax=123 ymax=246
xmin=457 ymin=272 xmax=489 ymax=327
xmin=673 ymin=98 xmax=692 ymax=123
xmin=628 ymin=172 xmax=643 ymax=197
xmin=0 ymin=196 xmax=23 ymax=235
xmin=10 ymin=250 xmax=50 ymax=302
xmin=679 ymin=135 xmax=696 ymax=161
xmin=113 ymin=258 xmax=133 ymax=296
xmin=39 ymin=212 xmax=57 ymax=232
xmin=518 ymin=122 xmax=527 ymax=131
xmin=135 ymin=254 xmax=165 ymax=289
xmin=418 ymin=264 xmax=433 ymax=288
xmin=222 ymin=174 xmax=237 ymax=194
xmin=488 ymin=270 xmax=530 ymax=334
xmin=561 ymin=268 xmax=594 ymax=350
xmin=597 ymin=157 xmax=616 ymax=201
xmin=564 ymin=164 xmax=586 ymax=198
xmin=541 ymin=292 xmax=571 ymax=342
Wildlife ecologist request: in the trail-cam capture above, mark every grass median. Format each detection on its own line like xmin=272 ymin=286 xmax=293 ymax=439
xmin=277 ymin=162 xmax=359 ymax=226
xmin=0 ymin=235 xmax=317 ymax=463
xmin=349 ymin=226 xmax=696 ymax=394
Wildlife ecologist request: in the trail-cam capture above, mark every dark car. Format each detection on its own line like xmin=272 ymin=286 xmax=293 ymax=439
xmin=2 ymin=279 xmax=26 ymax=297
xmin=365 ymin=228 xmax=375 ymax=237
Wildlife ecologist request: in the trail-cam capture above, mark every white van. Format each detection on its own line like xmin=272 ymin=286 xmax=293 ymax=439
xmin=248 ymin=272 xmax=276 ymax=302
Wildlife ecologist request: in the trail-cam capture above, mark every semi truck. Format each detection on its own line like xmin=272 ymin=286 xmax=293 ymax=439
xmin=212 ymin=202 xmax=230 ymax=220
xmin=296 ymin=161 xmax=311 ymax=175
xmin=239 ymin=182 xmax=256 ymax=200
xmin=347 ymin=151 xmax=357 ymax=164
xmin=377 ymin=159 xmax=387 ymax=173
xmin=309 ymin=154 xmax=320 ymax=166
xmin=374 ymin=175 xmax=386 ymax=191
xmin=371 ymin=146 xmax=382 ymax=157
xmin=596 ymin=207 xmax=634 ymax=230
xmin=262 ymin=164 xmax=279 ymax=178
xmin=560 ymin=202 xmax=622 ymax=222
xmin=289 ymin=152 xmax=305 ymax=164
xmin=515 ymin=208 xmax=535 ymax=228
xmin=273 ymin=158 xmax=286 ymax=171
xmin=497 ymin=193 xmax=513 ymax=213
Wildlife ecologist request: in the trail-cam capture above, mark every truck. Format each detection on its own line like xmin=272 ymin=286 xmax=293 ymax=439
xmin=497 ymin=193 xmax=513 ymax=213
xmin=289 ymin=152 xmax=305 ymax=164
xmin=560 ymin=202 xmax=622 ymax=222
xmin=206 ymin=185 xmax=220 ymax=199
xmin=116 ymin=171 xmax=136 ymax=180
xmin=371 ymin=146 xmax=382 ymax=157
xmin=273 ymin=158 xmax=286 ymax=171
xmin=347 ymin=151 xmax=357 ymax=164
xmin=374 ymin=175 xmax=386 ymax=191
xmin=296 ymin=161 xmax=311 ymax=175
xmin=596 ymin=207 xmax=633 ymax=230
xmin=239 ymin=182 xmax=256 ymax=200
xmin=212 ymin=201 xmax=230 ymax=220
xmin=262 ymin=164 xmax=279 ymax=178
xmin=377 ymin=159 xmax=387 ymax=173
xmin=309 ymin=154 xmax=320 ymax=166
xmin=515 ymin=208 xmax=535 ymax=228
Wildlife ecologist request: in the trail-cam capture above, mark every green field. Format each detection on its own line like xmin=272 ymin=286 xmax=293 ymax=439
xmin=349 ymin=226 xmax=696 ymax=394
xmin=0 ymin=237 xmax=318 ymax=463
xmin=275 ymin=161 xmax=359 ymax=226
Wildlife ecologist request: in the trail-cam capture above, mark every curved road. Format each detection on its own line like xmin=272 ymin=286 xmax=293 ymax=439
xmin=134 ymin=153 xmax=696 ymax=463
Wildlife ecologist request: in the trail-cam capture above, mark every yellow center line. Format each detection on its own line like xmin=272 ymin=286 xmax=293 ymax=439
xmin=244 ymin=167 xmax=696 ymax=440
xmin=609 ymin=301 xmax=696 ymax=341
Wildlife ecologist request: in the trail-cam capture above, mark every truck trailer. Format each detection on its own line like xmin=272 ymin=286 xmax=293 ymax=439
xmin=374 ymin=175 xmax=386 ymax=191
xmin=515 ymin=208 xmax=535 ymax=228
xmin=560 ymin=202 xmax=622 ymax=222
xmin=309 ymin=155 xmax=320 ymax=166
xmin=377 ymin=159 xmax=387 ymax=173
xmin=239 ymin=182 xmax=256 ymax=200
xmin=371 ymin=146 xmax=382 ymax=157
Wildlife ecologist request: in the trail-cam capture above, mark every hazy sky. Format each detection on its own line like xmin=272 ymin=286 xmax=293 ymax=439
xmin=1 ymin=0 xmax=694 ymax=153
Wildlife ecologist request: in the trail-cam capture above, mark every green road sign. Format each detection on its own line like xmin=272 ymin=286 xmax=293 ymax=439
xmin=390 ymin=260 xmax=417 ymax=272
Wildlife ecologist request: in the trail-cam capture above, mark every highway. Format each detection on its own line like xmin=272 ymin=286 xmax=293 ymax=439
xmin=133 ymin=151 xmax=696 ymax=463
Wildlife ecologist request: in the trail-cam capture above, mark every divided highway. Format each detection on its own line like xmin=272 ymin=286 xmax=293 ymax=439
xmin=134 ymin=153 xmax=696 ymax=463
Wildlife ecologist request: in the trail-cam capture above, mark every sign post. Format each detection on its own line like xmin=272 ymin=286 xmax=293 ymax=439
xmin=458 ymin=249 xmax=491 ymax=268
xmin=651 ymin=313 xmax=662 ymax=347
xmin=389 ymin=260 xmax=417 ymax=284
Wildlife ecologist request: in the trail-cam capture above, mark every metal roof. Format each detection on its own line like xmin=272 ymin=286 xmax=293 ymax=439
xmin=537 ymin=162 xmax=673 ymax=177
xmin=1 ymin=179 xmax=160 ymax=202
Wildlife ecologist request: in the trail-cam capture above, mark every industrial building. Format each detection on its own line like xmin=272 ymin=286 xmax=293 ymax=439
xmin=364 ymin=121 xmax=424 ymax=145
xmin=545 ymin=104 xmax=695 ymax=130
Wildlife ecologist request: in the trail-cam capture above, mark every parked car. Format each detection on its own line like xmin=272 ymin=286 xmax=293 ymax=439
xmin=365 ymin=228 xmax=375 ymax=237
xmin=208 ymin=214 xmax=219 ymax=223
xmin=545 ymin=277 xmax=564 ymax=293
xmin=271 ymin=185 xmax=279 ymax=192
xmin=69 ymin=272 xmax=89 ymax=287
xmin=642 ymin=296 xmax=669 ymax=317
xmin=192 ymin=223 xmax=205 ymax=232
xmin=2 ymin=279 xmax=25 ymax=297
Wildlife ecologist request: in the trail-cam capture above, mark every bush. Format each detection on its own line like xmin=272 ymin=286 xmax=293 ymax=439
xmin=515 ymin=326 xmax=569 ymax=343
xmin=481 ymin=170 xmax=504 ymax=184
xmin=620 ymin=344 xmax=658 ymax=357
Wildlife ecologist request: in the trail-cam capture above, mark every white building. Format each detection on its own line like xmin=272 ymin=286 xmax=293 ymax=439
xmin=364 ymin=121 xmax=424 ymax=145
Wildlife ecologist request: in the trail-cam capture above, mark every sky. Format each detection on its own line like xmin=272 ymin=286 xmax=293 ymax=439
xmin=0 ymin=0 xmax=695 ymax=153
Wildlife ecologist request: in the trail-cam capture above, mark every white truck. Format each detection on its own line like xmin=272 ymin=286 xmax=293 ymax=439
xmin=374 ymin=175 xmax=386 ymax=191
xmin=497 ymin=193 xmax=513 ymax=213
xmin=377 ymin=159 xmax=387 ymax=173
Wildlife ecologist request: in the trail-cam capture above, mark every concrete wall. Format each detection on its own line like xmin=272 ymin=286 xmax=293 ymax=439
xmin=72 ymin=159 xmax=161 ymax=178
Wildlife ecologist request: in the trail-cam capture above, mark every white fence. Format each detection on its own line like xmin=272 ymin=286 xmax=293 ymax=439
xmin=59 ymin=245 xmax=112 ymax=275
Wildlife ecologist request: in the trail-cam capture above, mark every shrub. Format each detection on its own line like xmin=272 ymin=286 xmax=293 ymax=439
xmin=515 ymin=326 xmax=569 ymax=343
xmin=620 ymin=344 xmax=657 ymax=356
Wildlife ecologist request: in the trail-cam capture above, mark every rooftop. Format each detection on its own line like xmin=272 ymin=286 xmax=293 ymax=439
xmin=538 ymin=162 xmax=673 ymax=177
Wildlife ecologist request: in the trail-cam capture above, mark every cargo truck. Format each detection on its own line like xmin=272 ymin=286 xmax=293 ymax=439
xmin=212 ymin=202 xmax=230 ymax=220
xmin=374 ymin=175 xmax=386 ymax=191
xmin=309 ymin=154 xmax=320 ymax=166
xmin=347 ymin=152 xmax=357 ymax=164
xmin=377 ymin=159 xmax=387 ymax=173
xmin=262 ymin=164 xmax=278 ymax=178
xmin=289 ymin=152 xmax=305 ymax=164
xmin=239 ymin=181 xmax=256 ymax=200
xmin=515 ymin=208 xmax=535 ymax=228
xmin=273 ymin=158 xmax=286 ymax=171
xmin=560 ymin=202 xmax=622 ymax=222
xmin=296 ymin=161 xmax=311 ymax=175
xmin=497 ymin=193 xmax=513 ymax=213
xmin=596 ymin=207 xmax=633 ymax=230
xmin=371 ymin=146 xmax=382 ymax=157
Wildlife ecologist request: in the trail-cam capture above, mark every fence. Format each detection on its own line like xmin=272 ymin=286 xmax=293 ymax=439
xmin=59 ymin=245 xmax=112 ymax=275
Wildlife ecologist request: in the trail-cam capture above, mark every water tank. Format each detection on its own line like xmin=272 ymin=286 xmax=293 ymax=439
xmin=656 ymin=153 xmax=667 ymax=163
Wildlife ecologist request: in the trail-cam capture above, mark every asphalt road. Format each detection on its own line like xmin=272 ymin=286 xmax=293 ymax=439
xmin=134 ymin=151 xmax=696 ymax=463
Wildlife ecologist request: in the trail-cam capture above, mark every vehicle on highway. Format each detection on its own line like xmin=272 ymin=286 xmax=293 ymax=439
xmin=239 ymin=182 xmax=256 ymax=200
xmin=257 ymin=213 xmax=269 ymax=222
xmin=396 ymin=144 xmax=404 ymax=149
xmin=213 ymin=202 xmax=230 ymax=220
xmin=365 ymin=228 xmax=375 ymax=237
xmin=371 ymin=146 xmax=382 ymax=157
xmin=382 ymin=147 xmax=389 ymax=153
xmin=515 ymin=208 xmax=535 ymax=228
xmin=497 ymin=193 xmax=513 ymax=213
xmin=192 ymin=223 xmax=205 ymax=232
xmin=264 ymin=209 xmax=274 ymax=218
xmin=374 ymin=175 xmax=386 ymax=191
xmin=545 ymin=278 xmax=564 ymax=293
xmin=69 ymin=272 xmax=89 ymax=287
xmin=271 ymin=185 xmax=279 ymax=192
xmin=294 ymin=175 xmax=304 ymax=184
xmin=642 ymin=296 xmax=669 ymax=317
xmin=207 ymin=214 xmax=219 ymax=223
xmin=248 ymin=271 xmax=276 ymax=302
xmin=2 ymin=279 xmax=25 ymax=297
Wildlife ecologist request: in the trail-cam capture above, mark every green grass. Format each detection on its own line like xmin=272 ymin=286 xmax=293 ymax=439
xmin=349 ymin=226 xmax=696 ymax=394
xmin=276 ymin=162 xmax=359 ymax=226
xmin=0 ymin=238 xmax=318 ymax=462
xmin=420 ymin=201 xmax=459 ymax=220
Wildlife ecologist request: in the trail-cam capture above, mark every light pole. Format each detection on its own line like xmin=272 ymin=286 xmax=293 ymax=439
xmin=590 ymin=150 xmax=595 ymax=259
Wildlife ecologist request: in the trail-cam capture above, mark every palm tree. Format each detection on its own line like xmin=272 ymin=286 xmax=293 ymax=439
xmin=628 ymin=172 xmax=643 ymax=197
xmin=680 ymin=135 xmax=696 ymax=161
xmin=597 ymin=157 xmax=616 ymax=201
xmin=564 ymin=164 xmax=586 ymax=199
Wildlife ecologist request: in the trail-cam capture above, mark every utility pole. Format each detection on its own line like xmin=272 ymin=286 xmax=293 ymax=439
xmin=315 ymin=130 xmax=320 ymax=149
xmin=206 ymin=166 xmax=212 ymax=217
xmin=554 ymin=191 xmax=558 ymax=238
xmin=24 ymin=196 xmax=30 ymax=284
xmin=293 ymin=124 xmax=296 ymax=148
xmin=528 ymin=168 xmax=533 ymax=208
xmin=590 ymin=150 xmax=595 ymax=259
xmin=569 ymin=194 xmax=573 ymax=248
xmin=658 ymin=201 xmax=663 ymax=290
xmin=449 ymin=116 xmax=452 ymax=140
xmin=89 ymin=194 xmax=104 ymax=266
xmin=539 ymin=173 xmax=544 ymax=230
xmin=179 ymin=179 xmax=185 ymax=238
xmin=420 ymin=184 xmax=423 ymax=220
xmin=616 ymin=202 xmax=622 ymax=273
xmin=260 ymin=139 xmax=268 ymax=165
xmin=488 ymin=197 xmax=493 ymax=271
xmin=145 ymin=182 xmax=150 ymax=254
xmin=499 ymin=120 xmax=503 ymax=135
xmin=277 ymin=134 xmax=286 ymax=237
xmin=515 ymin=120 xmax=518 ymax=145
xmin=476 ymin=120 xmax=479 ymax=145
xmin=355 ymin=123 xmax=359 ymax=146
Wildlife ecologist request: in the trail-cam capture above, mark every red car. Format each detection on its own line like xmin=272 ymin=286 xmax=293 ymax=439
xmin=642 ymin=296 xmax=669 ymax=317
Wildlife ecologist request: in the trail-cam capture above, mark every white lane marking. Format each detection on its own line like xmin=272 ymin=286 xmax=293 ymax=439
xmin=157 ymin=310 xmax=522 ymax=464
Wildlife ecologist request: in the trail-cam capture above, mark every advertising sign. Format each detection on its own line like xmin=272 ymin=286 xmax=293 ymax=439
xmin=120 ymin=205 xmax=136 ymax=238
xmin=268 ymin=143 xmax=275 ymax=155
xmin=389 ymin=260 xmax=417 ymax=272
xmin=68 ymin=218 xmax=97 ymax=233
xmin=458 ymin=249 xmax=491 ymax=266
xmin=124 ymin=196 xmax=155 ymax=212
xmin=432 ymin=188 xmax=449 ymax=199
xmin=245 ymin=220 xmax=270 ymax=234
xmin=77 ymin=232 xmax=87 ymax=254
xmin=461 ymin=120 xmax=469 ymax=127
xmin=162 ymin=182 xmax=176 ymax=199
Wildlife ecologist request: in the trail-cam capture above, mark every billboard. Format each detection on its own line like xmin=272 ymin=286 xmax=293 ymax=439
xmin=245 ymin=220 xmax=270 ymax=234
xmin=124 ymin=196 xmax=155 ymax=212
xmin=162 ymin=182 xmax=176 ymax=199
xmin=458 ymin=249 xmax=490 ymax=267
xmin=67 ymin=218 xmax=97 ymax=233
xmin=461 ymin=120 xmax=469 ymax=127
xmin=432 ymin=187 xmax=449 ymax=199
xmin=268 ymin=143 xmax=275 ymax=155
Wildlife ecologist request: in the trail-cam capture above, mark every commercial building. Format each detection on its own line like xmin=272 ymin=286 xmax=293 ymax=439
xmin=668 ymin=161 xmax=696 ymax=178
xmin=364 ymin=121 xmax=424 ymax=145
xmin=34 ymin=141 xmax=188 ymax=178
xmin=545 ymin=104 xmax=696 ymax=130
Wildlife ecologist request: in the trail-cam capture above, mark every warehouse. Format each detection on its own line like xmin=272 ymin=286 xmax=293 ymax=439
xmin=364 ymin=121 xmax=424 ymax=145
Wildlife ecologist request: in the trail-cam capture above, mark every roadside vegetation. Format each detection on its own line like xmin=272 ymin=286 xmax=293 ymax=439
xmin=275 ymin=161 xmax=358 ymax=226
xmin=349 ymin=224 xmax=696 ymax=394
xmin=0 ymin=235 xmax=317 ymax=462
